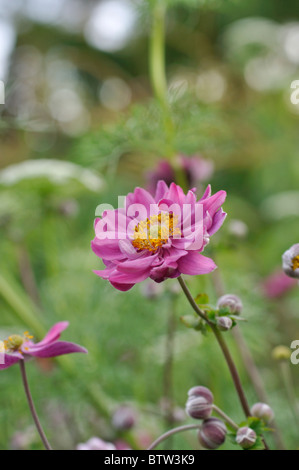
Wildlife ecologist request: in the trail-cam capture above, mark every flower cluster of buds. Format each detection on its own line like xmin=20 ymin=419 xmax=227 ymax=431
xmin=185 ymin=386 xmax=227 ymax=449
xmin=215 ymin=294 xmax=243 ymax=331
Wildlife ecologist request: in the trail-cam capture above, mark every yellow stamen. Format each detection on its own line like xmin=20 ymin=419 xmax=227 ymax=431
xmin=3 ymin=330 xmax=34 ymax=352
xmin=4 ymin=334 xmax=24 ymax=352
xmin=292 ymin=256 xmax=299 ymax=271
xmin=132 ymin=213 xmax=181 ymax=253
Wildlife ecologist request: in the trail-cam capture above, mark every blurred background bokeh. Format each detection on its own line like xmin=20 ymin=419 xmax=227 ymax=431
xmin=1 ymin=0 xmax=299 ymax=450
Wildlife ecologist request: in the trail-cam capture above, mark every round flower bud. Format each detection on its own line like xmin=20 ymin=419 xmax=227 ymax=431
xmin=198 ymin=418 xmax=227 ymax=449
xmin=216 ymin=316 xmax=233 ymax=331
xmin=250 ymin=402 xmax=274 ymax=424
xmin=272 ymin=345 xmax=291 ymax=361
xmin=236 ymin=427 xmax=257 ymax=449
xmin=282 ymin=244 xmax=299 ymax=279
xmin=217 ymin=294 xmax=243 ymax=315
xmin=112 ymin=406 xmax=136 ymax=431
xmin=186 ymin=396 xmax=213 ymax=420
xmin=188 ymin=386 xmax=214 ymax=403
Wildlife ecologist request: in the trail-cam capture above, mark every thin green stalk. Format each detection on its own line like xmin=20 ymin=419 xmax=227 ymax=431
xmin=279 ymin=360 xmax=299 ymax=430
xmin=149 ymin=1 xmax=175 ymax=157
xmin=212 ymin=404 xmax=239 ymax=431
xmin=147 ymin=423 xmax=200 ymax=450
xmin=177 ymin=275 xmax=251 ymax=417
xmin=211 ymin=267 xmax=286 ymax=450
xmin=19 ymin=360 xmax=52 ymax=450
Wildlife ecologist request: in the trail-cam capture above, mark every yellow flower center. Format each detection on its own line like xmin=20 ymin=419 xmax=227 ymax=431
xmin=292 ymin=256 xmax=299 ymax=271
xmin=4 ymin=331 xmax=33 ymax=352
xmin=132 ymin=213 xmax=181 ymax=252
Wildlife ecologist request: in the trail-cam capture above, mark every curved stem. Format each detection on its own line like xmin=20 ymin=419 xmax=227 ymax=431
xmin=212 ymin=405 xmax=239 ymax=431
xmin=211 ymin=267 xmax=285 ymax=450
xmin=19 ymin=360 xmax=52 ymax=450
xmin=178 ymin=275 xmax=251 ymax=417
xmin=147 ymin=424 xmax=200 ymax=450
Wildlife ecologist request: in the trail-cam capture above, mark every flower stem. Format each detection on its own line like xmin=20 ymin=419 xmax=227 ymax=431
xmin=212 ymin=404 xmax=239 ymax=431
xmin=147 ymin=424 xmax=200 ymax=450
xmin=19 ymin=360 xmax=52 ymax=450
xmin=279 ymin=360 xmax=299 ymax=430
xmin=177 ymin=276 xmax=251 ymax=417
xmin=211 ymin=267 xmax=286 ymax=450
xmin=149 ymin=1 xmax=175 ymax=158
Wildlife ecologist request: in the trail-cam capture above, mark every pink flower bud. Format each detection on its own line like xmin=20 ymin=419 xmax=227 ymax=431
xmin=250 ymin=403 xmax=274 ymax=424
xmin=217 ymin=294 xmax=243 ymax=315
xmin=236 ymin=427 xmax=257 ymax=449
xmin=282 ymin=244 xmax=299 ymax=279
xmin=198 ymin=418 xmax=227 ymax=449
xmin=188 ymin=386 xmax=214 ymax=403
xmin=216 ymin=316 xmax=233 ymax=331
xmin=186 ymin=396 xmax=213 ymax=420
xmin=112 ymin=406 xmax=136 ymax=431
xmin=186 ymin=386 xmax=213 ymax=420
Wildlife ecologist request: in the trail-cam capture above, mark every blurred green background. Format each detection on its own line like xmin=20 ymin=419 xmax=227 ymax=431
xmin=1 ymin=0 xmax=299 ymax=450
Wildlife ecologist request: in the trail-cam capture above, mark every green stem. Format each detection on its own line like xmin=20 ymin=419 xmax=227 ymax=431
xmin=149 ymin=2 xmax=167 ymax=106
xmin=280 ymin=361 xmax=299 ymax=430
xmin=19 ymin=360 xmax=52 ymax=450
xmin=149 ymin=1 xmax=175 ymax=157
xmin=212 ymin=404 xmax=239 ymax=431
xmin=147 ymin=423 xmax=200 ymax=450
xmin=177 ymin=276 xmax=251 ymax=417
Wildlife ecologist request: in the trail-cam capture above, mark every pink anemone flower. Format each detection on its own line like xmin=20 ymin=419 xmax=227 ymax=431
xmin=0 ymin=322 xmax=87 ymax=370
xmin=92 ymin=181 xmax=226 ymax=291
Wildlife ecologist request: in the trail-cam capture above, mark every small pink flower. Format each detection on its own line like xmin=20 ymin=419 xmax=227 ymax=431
xmin=77 ymin=437 xmax=116 ymax=451
xmin=147 ymin=155 xmax=213 ymax=193
xmin=91 ymin=181 xmax=226 ymax=291
xmin=0 ymin=322 xmax=87 ymax=370
xmin=262 ymin=269 xmax=297 ymax=298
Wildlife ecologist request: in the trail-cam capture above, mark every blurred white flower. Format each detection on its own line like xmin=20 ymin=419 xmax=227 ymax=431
xmin=0 ymin=159 xmax=105 ymax=192
xmin=84 ymin=0 xmax=136 ymax=52
xmin=261 ymin=191 xmax=299 ymax=220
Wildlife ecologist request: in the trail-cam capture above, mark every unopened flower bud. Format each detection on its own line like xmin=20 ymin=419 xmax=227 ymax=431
xmin=188 ymin=386 xmax=213 ymax=403
xmin=250 ymin=403 xmax=274 ymax=424
xmin=236 ymin=426 xmax=257 ymax=449
xmin=186 ymin=396 xmax=213 ymax=420
xmin=198 ymin=418 xmax=227 ymax=449
xmin=216 ymin=316 xmax=233 ymax=331
xmin=217 ymin=294 xmax=243 ymax=315
xmin=282 ymin=244 xmax=299 ymax=279
xmin=272 ymin=345 xmax=291 ymax=361
xmin=186 ymin=386 xmax=213 ymax=420
xmin=112 ymin=406 xmax=136 ymax=431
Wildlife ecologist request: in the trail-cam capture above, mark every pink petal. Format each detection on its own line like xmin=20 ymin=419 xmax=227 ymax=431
xmin=178 ymin=252 xmax=217 ymax=275
xmin=32 ymin=322 xmax=69 ymax=348
xmin=27 ymin=341 xmax=87 ymax=358
xmin=0 ymin=352 xmax=22 ymax=370
xmin=116 ymin=254 xmax=157 ymax=273
xmin=154 ymin=180 xmax=169 ymax=202
xmin=91 ymin=238 xmax=125 ymax=261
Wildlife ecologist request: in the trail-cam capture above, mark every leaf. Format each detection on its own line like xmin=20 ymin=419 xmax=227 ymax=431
xmin=180 ymin=315 xmax=201 ymax=329
xmin=247 ymin=436 xmax=265 ymax=451
xmin=195 ymin=293 xmax=209 ymax=304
